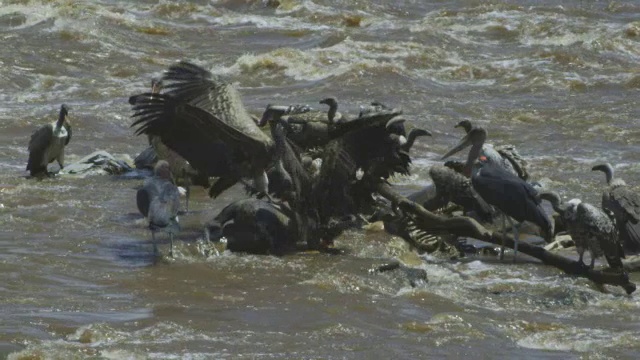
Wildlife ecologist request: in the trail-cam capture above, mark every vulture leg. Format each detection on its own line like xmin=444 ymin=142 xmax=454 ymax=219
xmin=500 ymin=212 xmax=507 ymax=261
xmin=185 ymin=184 xmax=191 ymax=213
xmin=169 ymin=233 xmax=174 ymax=258
xmin=181 ymin=168 xmax=192 ymax=212
xmin=577 ymin=248 xmax=585 ymax=267
xmin=506 ymin=216 xmax=519 ymax=263
xmin=152 ymin=231 xmax=159 ymax=257
xmin=57 ymin=149 xmax=65 ymax=169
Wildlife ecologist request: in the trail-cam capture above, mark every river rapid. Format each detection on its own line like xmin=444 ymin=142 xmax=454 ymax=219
xmin=1 ymin=0 xmax=640 ymax=358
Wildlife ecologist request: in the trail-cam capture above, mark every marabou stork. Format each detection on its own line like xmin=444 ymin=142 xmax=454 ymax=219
xmin=452 ymin=120 xmax=529 ymax=181
xmin=136 ymin=160 xmax=181 ymax=257
xmin=442 ymin=126 xmax=553 ymax=262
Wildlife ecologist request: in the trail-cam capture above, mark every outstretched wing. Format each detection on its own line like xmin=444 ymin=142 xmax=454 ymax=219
xmin=130 ymin=62 xmax=273 ymax=177
xmin=162 ymin=61 xmax=273 ymax=145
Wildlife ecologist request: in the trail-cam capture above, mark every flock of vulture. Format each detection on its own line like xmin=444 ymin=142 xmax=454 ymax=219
xmin=26 ymin=61 xmax=640 ymax=276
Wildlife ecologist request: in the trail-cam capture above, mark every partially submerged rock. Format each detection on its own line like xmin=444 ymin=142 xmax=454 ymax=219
xmin=134 ymin=145 xmax=158 ymax=170
xmin=371 ymin=259 xmax=428 ymax=287
xmin=61 ymin=150 xmax=133 ymax=177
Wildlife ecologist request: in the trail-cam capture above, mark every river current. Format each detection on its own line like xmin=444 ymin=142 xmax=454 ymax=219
xmin=1 ymin=0 xmax=640 ymax=358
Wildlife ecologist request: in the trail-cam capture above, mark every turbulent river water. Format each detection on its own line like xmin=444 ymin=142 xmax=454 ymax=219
xmin=1 ymin=0 xmax=640 ymax=358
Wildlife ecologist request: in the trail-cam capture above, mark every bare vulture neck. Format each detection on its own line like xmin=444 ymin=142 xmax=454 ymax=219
xmin=56 ymin=110 xmax=66 ymax=130
xmin=327 ymin=103 xmax=337 ymax=123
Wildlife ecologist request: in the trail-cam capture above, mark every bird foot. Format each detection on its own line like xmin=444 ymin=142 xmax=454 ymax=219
xmin=576 ymin=261 xmax=589 ymax=272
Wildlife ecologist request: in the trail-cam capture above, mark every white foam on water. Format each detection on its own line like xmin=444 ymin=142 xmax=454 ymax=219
xmin=517 ymin=327 xmax=638 ymax=352
xmin=0 ymin=3 xmax=58 ymax=30
xmin=216 ymin=37 xmax=435 ymax=82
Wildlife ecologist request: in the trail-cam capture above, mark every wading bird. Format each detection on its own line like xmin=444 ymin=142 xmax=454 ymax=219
xmin=136 ymin=160 xmax=180 ymax=257
xmin=442 ymin=127 xmax=553 ymax=261
xmin=452 ymin=120 xmax=528 ymax=180
xmin=592 ymin=163 xmax=640 ymax=254
xmin=26 ymin=104 xmax=72 ymax=177
xmin=541 ymin=191 xmax=624 ymax=270
xmin=130 ymin=61 xmax=274 ymax=200
xmin=130 ymin=78 xmax=209 ymax=211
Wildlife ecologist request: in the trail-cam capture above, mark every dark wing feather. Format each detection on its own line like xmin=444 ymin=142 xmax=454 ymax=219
xmin=148 ymin=181 xmax=180 ymax=232
xmin=328 ymin=108 xmax=402 ymax=139
xmin=273 ymin=120 xmax=312 ymax=203
xmin=162 ymin=61 xmax=272 ymax=145
xmin=26 ymin=125 xmax=53 ymax=171
xmin=473 ymin=164 xmax=552 ymax=240
xmin=313 ymin=111 xmax=407 ymax=221
xmin=136 ymin=187 xmax=151 ymax=217
xmin=609 ymin=187 xmax=640 ymax=223
xmin=131 ymin=94 xmax=268 ymax=177
xmin=622 ymin=221 xmax=640 ymax=254
xmin=64 ymin=122 xmax=72 ymax=146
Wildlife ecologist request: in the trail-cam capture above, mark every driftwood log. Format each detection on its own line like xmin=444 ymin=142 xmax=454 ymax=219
xmin=375 ymin=182 xmax=637 ymax=295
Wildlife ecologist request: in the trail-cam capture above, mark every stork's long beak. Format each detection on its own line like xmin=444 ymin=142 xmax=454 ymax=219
xmin=441 ymin=133 xmax=472 ymax=160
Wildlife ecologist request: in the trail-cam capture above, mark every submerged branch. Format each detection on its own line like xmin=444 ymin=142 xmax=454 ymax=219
xmin=375 ymin=182 xmax=637 ymax=295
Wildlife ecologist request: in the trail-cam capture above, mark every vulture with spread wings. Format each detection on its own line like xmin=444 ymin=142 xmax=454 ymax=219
xmin=130 ymin=61 xmax=275 ymax=199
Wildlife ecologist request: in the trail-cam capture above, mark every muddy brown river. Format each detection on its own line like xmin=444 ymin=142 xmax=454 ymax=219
xmin=1 ymin=0 xmax=640 ymax=358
